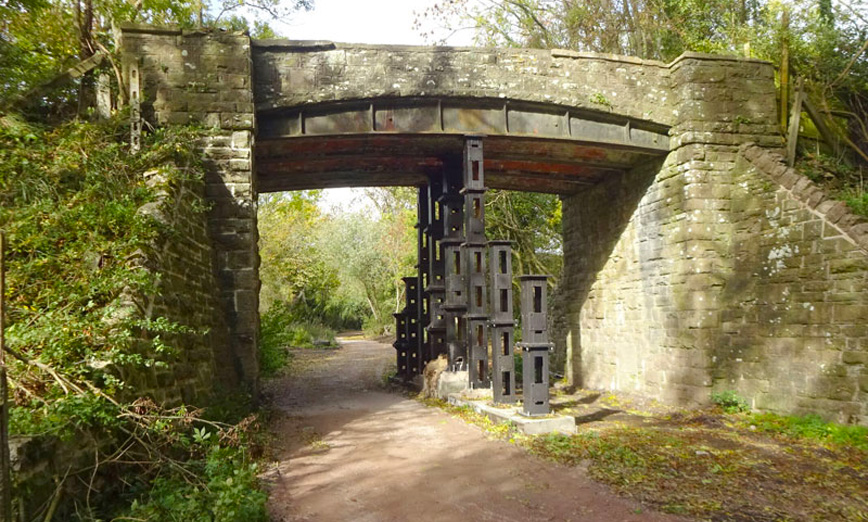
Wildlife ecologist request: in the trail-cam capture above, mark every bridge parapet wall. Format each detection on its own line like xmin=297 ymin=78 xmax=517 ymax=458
xmin=252 ymin=43 xmax=673 ymax=125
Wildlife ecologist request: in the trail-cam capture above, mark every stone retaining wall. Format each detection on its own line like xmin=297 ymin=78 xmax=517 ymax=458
xmin=121 ymin=24 xmax=260 ymax=390
xmin=560 ymin=139 xmax=868 ymax=424
xmin=128 ymin=166 xmax=229 ymax=402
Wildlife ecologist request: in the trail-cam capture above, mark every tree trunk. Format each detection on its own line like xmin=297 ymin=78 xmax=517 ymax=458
xmin=76 ymin=0 xmax=96 ymax=116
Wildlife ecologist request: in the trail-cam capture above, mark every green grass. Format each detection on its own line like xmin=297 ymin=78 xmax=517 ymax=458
xmin=796 ymin=152 xmax=867 ymax=218
xmin=745 ymin=412 xmax=868 ymax=450
xmin=843 ymin=189 xmax=868 ymax=217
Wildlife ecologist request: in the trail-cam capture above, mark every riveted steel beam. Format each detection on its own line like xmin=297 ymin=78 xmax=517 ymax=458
xmin=258 ymin=97 xmax=670 ymax=152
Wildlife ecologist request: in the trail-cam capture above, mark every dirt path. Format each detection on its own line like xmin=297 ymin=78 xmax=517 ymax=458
xmin=263 ymin=337 xmax=688 ymax=522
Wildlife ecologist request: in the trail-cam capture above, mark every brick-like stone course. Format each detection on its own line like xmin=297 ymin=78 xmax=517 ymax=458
xmin=559 ymin=55 xmax=781 ymax=407
xmin=726 ymin=145 xmax=868 ymax=422
xmin=125 ymin=167 xmax=229 ymax=403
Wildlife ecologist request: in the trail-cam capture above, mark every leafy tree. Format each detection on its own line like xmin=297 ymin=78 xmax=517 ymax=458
xmin=418 ymin=0 xmax=867 ymax=164
xmin=317 ymin=197 xmax=416 ymax=334
xmin=0 ymin=0 xmax=313 ymax=117
xmin=485 ymin=189 xmax=563 ymax=281
xmin=258 ymin=186 xmax=418 ymax=338
xmin=258 ymin=191 xmax=336 ymax=315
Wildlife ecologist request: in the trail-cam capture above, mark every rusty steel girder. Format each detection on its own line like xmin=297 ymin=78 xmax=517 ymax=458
xmin=255 ymin=97 xmax=670 ymax=195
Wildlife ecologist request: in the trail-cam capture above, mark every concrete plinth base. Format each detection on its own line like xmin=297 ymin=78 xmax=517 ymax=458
xmin=448 ymin=395 xmax=576 ymax=435
xmin=436 ymin=370 xmax=468 ymax=399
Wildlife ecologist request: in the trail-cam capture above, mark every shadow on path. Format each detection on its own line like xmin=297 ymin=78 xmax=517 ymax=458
xmin=263 ymin=338 xmax=688 ymax=522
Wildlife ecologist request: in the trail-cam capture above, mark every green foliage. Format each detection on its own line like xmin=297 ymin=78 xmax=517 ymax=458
xmin=9 ymin=394 xmax=120 ymax=439
xmin=1 ymin=112 xmax=270 ymax=521
xmin=259 ymin=301 xmax=338 ymax=377
xmin=320 ymin=188 xmax=418 ymax=336
xmin=126 ymin=445 xmax=268 ymax=522
xmin=0 ymin=115 xmax=209 ymax=435
xmin=843 ymin=190 xmax=868 ymax=217
xmin=589 ymin=92 xmax=613 ymax=109
xmin=485 ymin=190 xmax=562 ymax=281
xmin=747 ymin=412 xmax=868 ymax=450
xmin=258 ymin=187 xmax=417 ymax=339
xmin=710 ymin=390 xmax=750 ymax=413
xmin=797 ymin=151 xmax=867 ymax=217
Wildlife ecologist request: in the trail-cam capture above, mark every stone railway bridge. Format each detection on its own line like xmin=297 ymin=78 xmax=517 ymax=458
xmin=121 ymin=24 xmax=868 ymax=424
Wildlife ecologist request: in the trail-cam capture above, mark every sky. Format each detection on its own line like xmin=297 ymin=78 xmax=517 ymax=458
xmin=274 ymin=0 xmax=474 ymax=46
xmin=269 ymin=0 xmax=477 ymax=211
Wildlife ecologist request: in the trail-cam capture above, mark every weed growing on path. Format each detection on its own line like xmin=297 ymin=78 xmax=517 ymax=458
xmin=710 ymin=390 xmax=750 ymax=414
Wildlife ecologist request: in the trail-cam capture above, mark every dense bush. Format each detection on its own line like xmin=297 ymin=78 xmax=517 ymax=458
xmin=259 ymin=300 xmax=339 ymax=377
xmin=1 ymin=115 xmax=269 ymax=519
xmin=711 ymin=390 xmax=750 ymax=413
xmin=0 ymin=114 xmax=203 ymax=435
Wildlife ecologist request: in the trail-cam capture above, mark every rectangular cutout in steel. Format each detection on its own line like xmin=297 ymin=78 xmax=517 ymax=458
xmin=534 ymin=286 xmax=542 ymax=313
xmin=534 ymin=356 xmax=543 ymax=384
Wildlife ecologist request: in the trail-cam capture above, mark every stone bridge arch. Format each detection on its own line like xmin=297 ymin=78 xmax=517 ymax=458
xmin=129 ymin=25 xmax=859 ymax=419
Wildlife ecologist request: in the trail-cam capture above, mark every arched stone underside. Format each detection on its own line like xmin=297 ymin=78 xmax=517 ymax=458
xmin=121 ymin=24 xmax=868 ymax=424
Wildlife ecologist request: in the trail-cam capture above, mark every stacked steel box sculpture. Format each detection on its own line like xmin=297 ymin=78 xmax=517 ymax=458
xmin=392 ymin=136 xmax=552 ymax=413
xmin=517 ymin=275 xmax=554 ymax=415
xmin=393 ymin=276 xmax=421 ymax=380
xmin=442 ymin=237 xmax=467 ymax=370
xmin=415 ymin=187 xmax=430 ymax=374
xmin=403 ymin=276 xmax=420 ymax=375
xmin=440 ymin=164 xmax=467 ymax=371
xmin=392 ymin=311 xmax=409 ymax=378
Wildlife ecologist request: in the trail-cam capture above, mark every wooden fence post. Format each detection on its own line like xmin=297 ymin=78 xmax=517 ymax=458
xmin=780 ymin=8 xmax=790 ymax=134
xmin=786 ymin=78 xmax=805 ymax=167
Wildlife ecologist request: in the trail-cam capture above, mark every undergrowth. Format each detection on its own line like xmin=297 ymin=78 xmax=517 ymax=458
xmin=743 ymin=412 xmax=868 ymax=450
xmin=0 ymin=115 xmax=269 ymax=520
xmin=798 ymin=151 xmax=867 ymax=217
xmin=710 ymin=390 xmax=750 ymax=414
xmin=419 ymin=393 xmax=868 ymax=521
xmin=259 ymin=300 xmax=337 ymax=377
